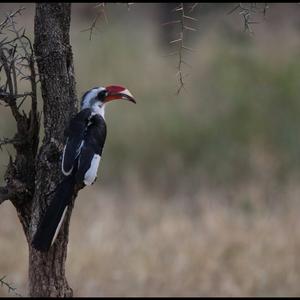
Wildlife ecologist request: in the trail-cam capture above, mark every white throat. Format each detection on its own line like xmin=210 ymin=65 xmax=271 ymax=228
xmin=91 ymin=103 xmax=106 ymax=119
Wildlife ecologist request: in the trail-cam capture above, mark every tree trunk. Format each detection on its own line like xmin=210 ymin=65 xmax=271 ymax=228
xmin=28 ymin=3 xmax=77 ymax=297
xmin=0 ymin=2 xmax=80 ymax=296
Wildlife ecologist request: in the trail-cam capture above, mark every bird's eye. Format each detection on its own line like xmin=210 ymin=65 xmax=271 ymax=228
xmin=97 ymin=90 xmax=107 ymax=100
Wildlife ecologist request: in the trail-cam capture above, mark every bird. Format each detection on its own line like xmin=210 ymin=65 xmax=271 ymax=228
xmin=32 ymin=85 xmax=136 ymax=252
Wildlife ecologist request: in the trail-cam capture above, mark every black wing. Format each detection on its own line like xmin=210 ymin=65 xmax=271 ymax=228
xmin=75 ymin=114 xmax=107 ymax=185
xmin=62 ymin=108 xmax=92 ymax=175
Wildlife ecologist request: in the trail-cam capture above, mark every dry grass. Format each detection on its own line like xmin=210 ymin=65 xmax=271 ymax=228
xmin=1 ymin=182 xmax=300 ymax=297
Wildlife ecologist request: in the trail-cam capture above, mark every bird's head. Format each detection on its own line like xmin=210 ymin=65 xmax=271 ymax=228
xmin=80 ymin=85 xmax=136 ymax=116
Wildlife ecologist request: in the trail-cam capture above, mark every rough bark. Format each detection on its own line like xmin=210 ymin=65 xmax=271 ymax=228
xmin=0 ymin=2 xmax=80 ymax=296
xmin=28 ymin=3 xmax=77 ymax=297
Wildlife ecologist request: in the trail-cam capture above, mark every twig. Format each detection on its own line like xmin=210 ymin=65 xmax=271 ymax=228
xmin=81 ymin=3 xmax=108 ymax=41
xmin=0 ymin=6 xmax=39 ymax=218
xmin=0 ymin=7 xmax=25 ymax=31
xmin=0 ymin=137 xmax=24 ymax=147
xmin=176 ymin=3 xmax=185 ymax=94
xmin=0 ymin=48 xmax=23 ymax=123
xmin=0 ymin=91 xmax=32 ymax=102
xmin=189 ymin=3 xmax=199 ymax=13
xmin=227 ymin=3 xmax=269 ymax=34
xmin=0 ymin=276 xmax=22 ymax=297
xmin=127 ymin=3 xmax=134 ymax=11
xmin=163 ymin=3 xmax=198 ymax=94
xmin=0 ymin=6 xmax=38 ymax=136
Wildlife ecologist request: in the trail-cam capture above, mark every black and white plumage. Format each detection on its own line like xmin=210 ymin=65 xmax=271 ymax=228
xmin=74 ymin=113 xmax=107 ymax=185
xmin=32 ymin=85 xmax=135 ymax=252
xmin=61 ymin=108 xmax=107 ymax=185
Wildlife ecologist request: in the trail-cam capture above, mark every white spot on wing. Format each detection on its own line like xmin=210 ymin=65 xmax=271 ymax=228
xmin=84 ymin=154 xmax=101 ymax=185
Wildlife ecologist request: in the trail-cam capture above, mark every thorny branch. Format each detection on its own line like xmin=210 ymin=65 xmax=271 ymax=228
xmin=0 ymin=7 xmax=39 ymax=205
xmin=164 ymin=3 xmax=198 ymax=94
xmin=189 ymin=3 xmax=199 ymax=13
xmin=81 ymin=3 xmax=108 ymax=40
xmin=228 ymin=3 xmax=269 ymax=34
xmin=127 ymin=3 xmax=134 ymax=11
xmin=0 ymin=7 xmax=25 ymax=31
xmin=0 ymin=275 xmax=22 ymax=297
xmin=0 ymin=137 xmax=22 ymax=148
xmin=0 ymin=175 xmax=28 ymax=204
xmin=0 ymin=7 xmax=38 ymax=135
xmin=82 ymin=3 xmax=135 ymax=40
xmin=84 ymin=2 xmax=197 ymax=94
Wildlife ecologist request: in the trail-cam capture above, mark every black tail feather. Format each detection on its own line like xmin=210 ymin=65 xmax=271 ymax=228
xmin=32 ymin=175 xmax=75 ymax=252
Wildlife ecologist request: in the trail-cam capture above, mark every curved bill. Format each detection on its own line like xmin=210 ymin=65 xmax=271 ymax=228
xmin=104 ymin=85 xmax=136 ymax=104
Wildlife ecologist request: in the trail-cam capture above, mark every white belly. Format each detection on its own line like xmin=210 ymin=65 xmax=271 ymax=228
xmin=84 ymin=154 xmax=101 ymax=185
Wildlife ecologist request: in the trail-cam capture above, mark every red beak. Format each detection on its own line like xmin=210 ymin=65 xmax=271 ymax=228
xmin=104 ymin=85 xmax=136 ymax=104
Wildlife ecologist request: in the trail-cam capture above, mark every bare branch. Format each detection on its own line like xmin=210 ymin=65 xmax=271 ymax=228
xmin=82 ymin=3 xmax=108 ymax=41
xmin=263 ymin=3 xmax=269 ymax=19
xmin=0 ymin=5 xmax=38 ymax=138
xmin=83 ymin=3 xmax=136 ymax=40
xmin=163 ymin=3 xmax=198 ymax=94
xmin=0 ymin=48 xmax=24 ymax=123
xmin=0 ymin=137 xmax=25 ymax=150
xmin=126 ymin=3 xmax=134 ymax=11
xmin=182 ymin=45 xmax=196 ymax=52
xmin=0 ymin=276 xmax=22 ymax=297
xmin=0 ymin=7 xmax=25 ymax=31
xmin=162 ymin=51 xmax=179 ymax=57
xmin=0 ymin=6 xmax=39 ymax=212
xmin=169 ymin=38 xmax=182 ymax=44
xmin=227 ymin=4 xmax=241 ymax=15
xmin=162 ymin=20 xmax=181 ymax=26
xmin=176 ymin=3 xmax=186 ymax=95
xmin=0 ymin=176 xmax=29 ymax=206
xmin=0 ymin=90 xmax=32 ymax=103
xmin=227 ymin=3 xmax=269 ymax=34
xmin=183 ymin=15 xmax=198 ymax=21
xmin=184 ymin=25 xmax=197 ymax=31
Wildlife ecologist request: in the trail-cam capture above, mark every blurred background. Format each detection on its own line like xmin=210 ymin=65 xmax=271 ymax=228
xmin=1 ymin=2 xmax=300 ymax=296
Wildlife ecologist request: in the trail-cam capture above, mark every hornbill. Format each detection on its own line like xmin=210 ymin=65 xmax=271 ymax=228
xmin=32 ymin=85 xmax=136 ymax=252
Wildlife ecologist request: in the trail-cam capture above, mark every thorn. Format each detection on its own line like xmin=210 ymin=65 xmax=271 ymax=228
xmin=183 ymin=15 xmax=198 ymax=21
xmin=227 ymin=4 xmax=241 ymax=15
xmin=169 ymin=38 xmax=182 ymax=44
xmin=162 ymin=51 xmax=179 ymax=57
xmin=161 ymin=20 xmax=181 ymax=26
xmin=184 ymin=25 xmax=197 ymax=31
xmin=182 ymin=46 xmax=196 ymax=52
xmin=172 ymin=6 xmax=183 ymax=13
xmin=127 ymin=3 xmax=134 ymax=11
xmin=0 ymin=36 xmax=8 ymax=44
xmin=182 ymin=60 xmax=193 ymax=68
xmin=189 ymin=3 xmax=199 ymax=13
xmin=94 ymin=2 xmax=106 ymax=9
xmin=176 ymin=71 xmax=189 ymax=79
